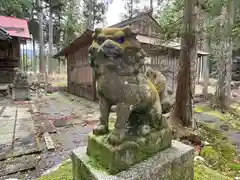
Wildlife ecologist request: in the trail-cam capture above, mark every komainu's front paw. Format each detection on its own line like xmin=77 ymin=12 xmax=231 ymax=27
xmin=93 ymin=123 xmax=109 ymax=135
xmin=108 ymin=129 xmax=125 ymax=145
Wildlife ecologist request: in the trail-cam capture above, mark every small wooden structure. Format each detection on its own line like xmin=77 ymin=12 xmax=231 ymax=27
xmin=0 ymin=16 xmax=30 ymax=89
xmin=54 ymin=11 xmax=209 ymax=101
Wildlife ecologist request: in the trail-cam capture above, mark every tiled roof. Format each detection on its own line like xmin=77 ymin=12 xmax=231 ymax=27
xmin=0 ymin=16 xmax=30 ymax=39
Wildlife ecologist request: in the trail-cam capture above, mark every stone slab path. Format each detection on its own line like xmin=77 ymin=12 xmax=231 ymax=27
xmin=36 ymin=92 xmax=116 ymax=128
xmin=0 ymin=104 xmax=39 ymax=177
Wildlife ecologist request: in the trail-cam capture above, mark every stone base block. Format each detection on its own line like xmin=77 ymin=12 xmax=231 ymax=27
xmin=12 ymin=86 xmax=30 ymax=101
xmin=87 ymin=129 xmax=172 ymax=174
xmin=72 ymin=140 xmax=194 ymax=180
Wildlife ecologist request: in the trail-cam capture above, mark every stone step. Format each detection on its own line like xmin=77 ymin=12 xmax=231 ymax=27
xmin=0 ymin=106 xmax=41 ymax=161
xmin=0 ymin=107 xmax=17 ymax=147
xmin=0 ymin=154 xmax=37 ymax=176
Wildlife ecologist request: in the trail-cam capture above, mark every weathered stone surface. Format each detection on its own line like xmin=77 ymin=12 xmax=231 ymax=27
xmin=0 ymin=154 xmax=36 ymax=176
xmin=72 ymin=140 xmax=194 ymax=180
xmin=0 ymin=106 xmax=40 ymax=161
xmin=0 ymin=133 xmax=13 ymax=144
xmin=0 ymin=126 xmax=14 ymax=135
xmin=12 ymin=87 xmax=31 ymax=101
xmin=87 ymin=128 xmax=172 ymax=174
xmin=89 ymin=27 xmax=171 ymax=146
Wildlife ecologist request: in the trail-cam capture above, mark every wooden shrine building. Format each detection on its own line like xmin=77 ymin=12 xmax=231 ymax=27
xmin=54 ymin=11 xmax=209 ymax=101
xmin=0 ymin=16 xmax=30 ymax=88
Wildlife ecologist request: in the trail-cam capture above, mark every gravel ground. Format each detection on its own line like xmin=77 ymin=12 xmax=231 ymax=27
xmin=1 ymin=92 xmax=99 ymax=180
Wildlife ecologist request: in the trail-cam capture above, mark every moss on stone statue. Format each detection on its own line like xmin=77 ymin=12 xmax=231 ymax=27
xmin=36 ymin=158 xmax=233 ymax=180
xmin=86 ymin=128 xmax=172 ymax=174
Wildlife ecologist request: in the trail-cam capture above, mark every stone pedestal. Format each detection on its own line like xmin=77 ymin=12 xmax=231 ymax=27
xmin=12 ymin=86 xmax=31 ymax=101
xmin=87 ymin=129 xmax=172 ymax=174
xmin=72 ymin=140 xmax=194 ymax=180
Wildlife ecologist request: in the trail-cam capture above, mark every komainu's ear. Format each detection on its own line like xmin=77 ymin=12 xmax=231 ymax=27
xmin=122 ymin=26 xmax=132 ymax=36
xmin=92 ymin=28 xmax=102 ymax=39
xmin=146 ymin=66 xmax=154 ymax=77
xmin=94 ymin=28 xmax=102 ymax=34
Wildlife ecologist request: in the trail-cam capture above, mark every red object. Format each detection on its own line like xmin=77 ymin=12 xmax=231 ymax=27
xmin=194 ymin=145 xmax=201 ymax=155
xmin=0 ymin=15 xmax=30 ymax=39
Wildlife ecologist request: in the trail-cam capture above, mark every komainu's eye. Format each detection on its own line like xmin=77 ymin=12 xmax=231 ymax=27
xmin=116 ymin=36 xmax=124 ymax=44
xmin=97 ymin=36 xmax=105 ymax=44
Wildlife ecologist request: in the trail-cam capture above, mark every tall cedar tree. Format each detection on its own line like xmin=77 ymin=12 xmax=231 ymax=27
xmin=173 ymin=0 xmax=198 ymax=126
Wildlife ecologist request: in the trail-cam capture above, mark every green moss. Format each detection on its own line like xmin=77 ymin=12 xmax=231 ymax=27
xmin=196 ymin=122 xmax=238 ymax=177
xmin=227 ymin=162 xmax=240 ymax=171
xmin=200 ymin=146 xmax=220 ymax=167
xmin=86 ymin=129 xmax=171 ymax=174
xmin=194 ymin=163 xmax=232 ymax=180
xmin=36 ymin=161 xmax=233 ymax=180
xmin=198 ymin=122 xmax=226 ymax=141
xmin=87 ymin=153 xmax=108 ymax=172
xmin=194 ymin=105 xmax=225 ymax=120
xmin=194 ymin=105 xmax=240 ymax=130
xmin=36 ymin=161 xmax=72 ymax=180
xmin=109 ymin=119 xmax=115 ymax=130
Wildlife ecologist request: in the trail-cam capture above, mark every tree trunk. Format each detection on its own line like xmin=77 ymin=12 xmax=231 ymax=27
xmin=87 ymin=0 xmax=94 ymax=29
xmin=150 ymin=0 xmax=153 ymax=11
xmin=37 ymin=0 xmax=44 ymax=73
xmin=130 ymin=0 xmax=133 ymax=18
xmin=173 ymin=0 xmax=197 ymax=126
xmin=199 ymin=8 xmax=210 ymax=95
xmin=225 ymin=0 xmax=234 ymax=98
xmin=202 ymin=31 xmax=210 ymax=95
xmin=215 ymin=1 xmax=234 ymax=110
xmin=191 ymin=1 xmax=199 ymax=96
xmin=22 ymin=44 xmax=24 ymax=71
xmin=32 ymin=38 xmax=37 ymax=73
xmin=48 ymin=2 xmax=53 ymax=74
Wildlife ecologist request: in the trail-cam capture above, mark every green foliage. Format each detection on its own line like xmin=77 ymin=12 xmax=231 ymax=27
xmin=0 ymin=0 xmax=33 ymax=18
xmin=60 ymin=0 xmax=86 ymax=47
xmin=156 ymin=0 xmax=183 ymax=40
xmin=200 ymin=146 xmax=220 ymax=166
xmin=82 ymin=0 xmax=112 ymax=28
xmin=156 ymin=0 xmax=240 ymax=75
xmin=0 ymin=0 xmax=110 ymax=48
xmin=121 ymin=0 xmax=141 ymax=20
xmin=194 ymin=163 xmax=232 ymax=180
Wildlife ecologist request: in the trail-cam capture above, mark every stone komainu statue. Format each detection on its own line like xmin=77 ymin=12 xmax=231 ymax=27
xmin=12 ymin=67 xmax=29 ymax=86
xmin=88 ymin=26 xmax=170 ymax=145
xmin=8 ymin=68 xmax=29 ymax=95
